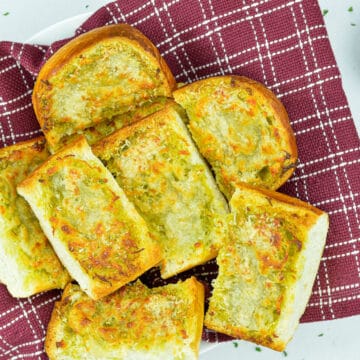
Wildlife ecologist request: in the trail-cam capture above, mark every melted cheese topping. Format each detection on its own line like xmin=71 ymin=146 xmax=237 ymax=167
xmin=39 ymin=38 xmax=172 ymax=148
xmin=173 ymin=77 xmax=297 ymax=199
xmin=94 ymin=104 xmax=229 ymax=278
xmin=47 ymin=279 xmax=203 ymax=359
xmin=18 ymin=138 xmax=160 ymax=297
xmin=0 ymin=138 xmax=69 ymax=296
xmin=205 ymin=185 xmax=320 ymax=347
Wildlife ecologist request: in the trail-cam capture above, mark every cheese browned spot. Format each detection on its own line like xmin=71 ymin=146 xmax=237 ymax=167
xmin=93 ymin=102 xmax=229 ymax=279
xmin=205 ymin=184 xmax=328 ymax=351
xmin=0 ymin=137 xmax=70 ymax=297
xmin=17 ymin=136 xmax=162 ymax=299
xmin=45 ymin=278 xmax=204 ymax=360
xmin=173 ymin=75 xmax=298 ymax=199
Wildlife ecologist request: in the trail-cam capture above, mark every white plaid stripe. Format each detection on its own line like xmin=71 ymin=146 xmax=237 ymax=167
xmin=243 ymin=0 xmax=268 ymax=86
xmin=162 ymin=1 xmax=198 ymax=80
xmin=173 ymin=34 xmax=331 ymax=82
xmin=0 ymin=96 xmax=16 ymax=145
xmin=156 ymin=0 xmax=302 ymax=48
xmin=325 ymin=238 xmax=359 ymax=249
xmin=150 ymin=0 xmax=193 ymax=82
xmin=172 ymin=25 xmax=327 ymax=77
xmin=313 ymin=283 xmax=360 ymax=296
xmin=293 ymin=105 xmax=349 ymax=125
xmin=289 ymin=158 xmax=360 ymax=182
xmin=256 ymin=3 xmax=279 ymax=87
xmin=0 ymin=102 xmax=33 ymax=117
xmin=131 ymin=0 xmax=180 ymax=27
xmin=308 ymin=294 xmax=360 ymax=308
xmin=1 ymin=130 xmax=42 ymax=141
xmin=105 ymin=4 xmax=119 ymax=24
xmin=113 ymin=2 xmax=127 ymax=22
xmin=0 ymin=90 xmax=33 ymax=106
xmin=277 ymin=75 xmax=341 ymax=98
xmin=198 ymin=0 xmax=226 ymax=76
xmin=294 ymin=116 xmax=356 ymax=136
xmin=160 ymin=0 xmax=302 ymax=56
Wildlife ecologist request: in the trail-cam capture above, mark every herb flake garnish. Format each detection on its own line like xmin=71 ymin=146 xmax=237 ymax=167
xmin=233 ymin=341 xmax=239 ymax=348
xmin=255 ymin=346 xmax=262 ymax=352
xmin=283 ymin=350 xmax=288 ymax=357
xmin=323 ymin=9 xmax=328 ymax=16
xmin=3 ymin=11 xmax=9 ymax=16
xmin=318 ymin=333 xmax=324 ymax=337
xmin=348 ymin=6 xmax=354 ymax=12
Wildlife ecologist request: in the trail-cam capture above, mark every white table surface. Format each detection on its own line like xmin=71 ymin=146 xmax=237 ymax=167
xmin=0 ymin=1 xmax=359 ymax=359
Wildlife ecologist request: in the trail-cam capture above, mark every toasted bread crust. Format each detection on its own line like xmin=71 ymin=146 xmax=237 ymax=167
xmin=93 ymin=102 xmax=229 ymax=279
xmin=45 ymin=277 xmax=204 ymax=359
xmin=205 ymin=183 xmax=328 ymax=351
xmin=33 ymin=24 xmax=176 ymax=150
xmin=173 ymin=75 xmax=298 ymax=199
xmin=17 ymin=136 xmax=162 ymax=299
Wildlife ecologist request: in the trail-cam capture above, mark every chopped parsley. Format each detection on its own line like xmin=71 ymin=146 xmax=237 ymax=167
xmin=348 ymin=6 xmax=354 ymax=12
xmin=318 ymin=333 xmax=324 ymax=337
xmin=351 ymin=23 xmax=357 ymax=26
xmin=85 ymin=4 xmax=89 ymax=8
xmin=322 ymin=9 xmax=328 ymax=16
xmin=255 ymin=346 xmax=262 ymax=352
xmin=283 ymin=350 xmax=288 ymax=357
xmin=233 ymin=341 xmax=239 ymax=348
xmin=3 ymin=11 xmax=9 ymax=16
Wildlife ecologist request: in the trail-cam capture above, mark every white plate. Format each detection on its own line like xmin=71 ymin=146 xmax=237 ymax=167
xmin=27 ymin=13 xmax=217 ymax=357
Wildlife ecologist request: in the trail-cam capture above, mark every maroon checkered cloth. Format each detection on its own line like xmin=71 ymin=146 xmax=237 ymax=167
xmin=0 ymin=0 xmax=359 ymax=358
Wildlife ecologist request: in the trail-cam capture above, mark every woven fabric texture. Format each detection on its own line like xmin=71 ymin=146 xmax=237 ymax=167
xmin=0 ymin=0 xmax=359 ymax=357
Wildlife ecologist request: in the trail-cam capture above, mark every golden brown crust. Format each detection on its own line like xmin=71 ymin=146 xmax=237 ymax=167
xmin=190 ymin=278 xmax=205 ymax=355
xmin=203 ymin=321 xmax=286 ymax=351
xmin=233 ymin=182 xmax=325 ymax=216
xmin=0 ymin=136 xmax=47 ymax=157
xmin=44 ymin=299 xmax=64 ymax=358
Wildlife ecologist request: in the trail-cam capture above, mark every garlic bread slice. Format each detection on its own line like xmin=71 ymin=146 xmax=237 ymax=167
xmin=173 ymin=76 xmax=298 ymax=199
xmin=45 ymin=277 xmax=204 ymax=360
xmin=93 ymin=102 xmax=229 ymax=279
xmin=17 ymin=136 xmax=162 ymax=300
xmin=205 ymin=184 xmax=329 ymax=351
xmin=33 ymin=24 xmax=176 ymax=152
xmin=0 ymin=137 xmax=70 ymax=297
